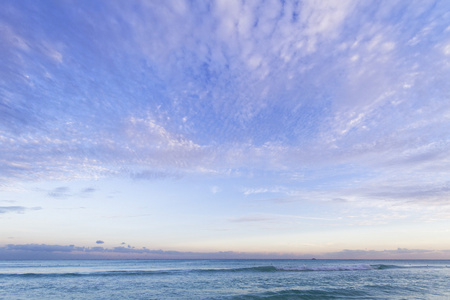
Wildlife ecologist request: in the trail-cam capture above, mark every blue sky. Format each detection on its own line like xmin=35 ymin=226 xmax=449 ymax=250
xmin=1 ymin=0 xmax=450 ymax=259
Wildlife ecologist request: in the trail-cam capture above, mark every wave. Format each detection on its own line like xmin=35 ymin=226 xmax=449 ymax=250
xmin=276 ymin=264 xmax=374 ymax=272
xmin=193 ymin=264 xmax=375 ymax=273
xmin=201 ymin=266 xmax=278 ymax=273
xmin=0 ymin=270 xmax=173 ymax=278
xmin=232 ymin=288 xmax=368 ymax=299
xmin=3 ymin=263 xmax=442 ymax=278
xmin=0 ymin=264 xmax=375 ymax=278
xmin=371 ymin=264 xmax=404 ymax=270
xmin=370 ymin=263 xmax=447 ymax=270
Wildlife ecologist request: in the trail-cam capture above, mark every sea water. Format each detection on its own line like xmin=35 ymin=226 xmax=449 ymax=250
xmin=0 ymin=259 xmax=449 ymax=299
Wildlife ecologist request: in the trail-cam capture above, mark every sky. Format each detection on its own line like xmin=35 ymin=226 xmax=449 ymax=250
xmin=1 ymin=0 xmax=450 ymax=260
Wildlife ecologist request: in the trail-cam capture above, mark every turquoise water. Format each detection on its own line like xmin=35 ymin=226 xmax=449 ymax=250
xmin=1 ymin=260 xmax=449 ymax=299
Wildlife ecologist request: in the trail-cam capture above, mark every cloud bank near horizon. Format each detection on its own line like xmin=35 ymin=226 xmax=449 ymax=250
xmin=1 ymin=243 xmax=449 ymax=260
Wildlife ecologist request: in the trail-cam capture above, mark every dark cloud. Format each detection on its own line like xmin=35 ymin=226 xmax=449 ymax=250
xmin=0 ymin=206 xmax=41 ymax=214
xmin=96 ymin=240 xmax=104 ymax=244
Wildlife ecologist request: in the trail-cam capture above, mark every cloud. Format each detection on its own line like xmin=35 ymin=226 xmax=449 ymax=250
xmin=0 ymin=200 xmax=16 ymax=203
xmin=324 ymin=248 xmax=444 ymax=259
xmin=96 ymin=240 xmax=104 ymax=244
xmin=129 ymin=170 xmax=181 ymax=180
xmin=81 ymin=187 xmax=96 ymax=194
xmin=228 ymin=212 xmax=338 ymax=227
xmin=0 ymin=243 xmax=194 ymax=258
xmin=0 ymin=0 xmax=449 ymax=220
xmin=45 ymin=186 xmax=99 ymax=199
xmin=48 ymin=187 xmax=71 ymax=198
xmin=229 ymin=215 xmax=275 ymax=223
xmin=365 ymin=183 xmax=450 ymax=203
xmin=243 ymin=186 xmax=287 ymax=196
xmin=0 ymin=206 xmax=41 ymax=214
xmin=5 ymin=243 xmax=83 ymax=252
xmin=211 ymin=186 xmax=221 ymax=194
xmin=0 ymin=243 xmax=449 ymax=260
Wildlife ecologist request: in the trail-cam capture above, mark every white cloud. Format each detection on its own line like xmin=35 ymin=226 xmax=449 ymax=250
xmin=0 ymin=21 xmax=30 ymax=51
xmin=211 ymin=186 xmax=221 ymax=194
xmin=443 ymin=42 xmax=450 ymax=55
xmin=125 ymin=116 xmax=200 ymax=150
xmin=300 ymin=0 xmax=355 ymax=41
xmin=243 ymin=186 xmax=287 ymax=196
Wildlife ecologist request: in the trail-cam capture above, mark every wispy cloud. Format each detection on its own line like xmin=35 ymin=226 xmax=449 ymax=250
xmin=46 ymin=186 xmax=98 ymax=199
xmin=243 ymin=186 xmax=288 ymax=196
xmin=129 ymin=170 xmax=181 ymax=180
xmin=0 ymin=206 xmax=41 ymax=214
xmin=229 ymin=215 xmax=275 ymax=223
xmin=48 ymin=187 xmax=71 ymax=198
xmin=81 ymin=187 xmax=96 ymax=194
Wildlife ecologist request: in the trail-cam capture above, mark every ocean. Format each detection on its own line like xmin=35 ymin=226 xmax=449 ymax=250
xmin=0 ymin=259 xmax=449 ymax=299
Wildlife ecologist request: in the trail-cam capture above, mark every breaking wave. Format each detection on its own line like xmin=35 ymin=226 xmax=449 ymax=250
xmin=3 ymin=263 xmax=442 ymax=278
xmin=0 ymin=264 xmax=379 ymax=278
